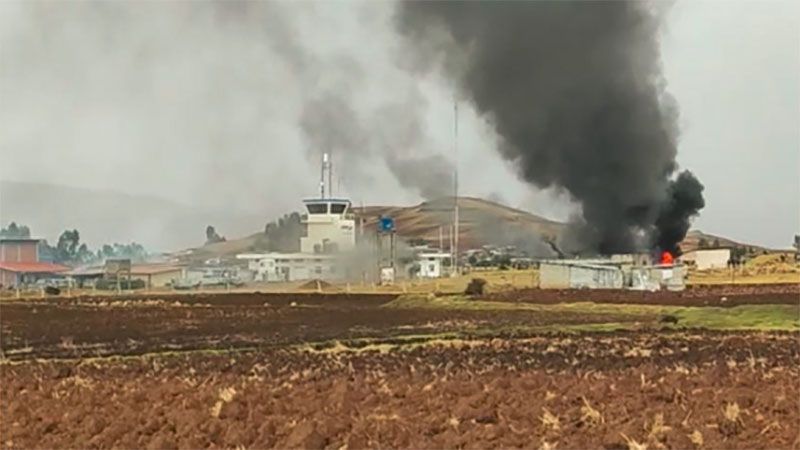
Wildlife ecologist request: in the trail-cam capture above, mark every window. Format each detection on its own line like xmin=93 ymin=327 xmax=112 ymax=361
xmin=330 ymin=203 xmax=347 ymax=214
xmin=315 ymin=266 xmax=323 ymax=274
xmin=307 ymin=203 xmax=328 ymax=214
xmin=428 ymin=264 xmax=436 ymax=272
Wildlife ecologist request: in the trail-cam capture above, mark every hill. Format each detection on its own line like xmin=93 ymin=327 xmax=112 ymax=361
xmin=0 ymin=180 xmax=265 ymax=251
xmin=352 ymin=197 xmax=564 ymax=249
xmin=680 ymin=230 xmax=768 ymax=253
xmin=176 ymin=198 xmax=769 ymax=261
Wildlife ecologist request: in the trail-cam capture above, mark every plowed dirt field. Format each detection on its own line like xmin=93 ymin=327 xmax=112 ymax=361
xmin=1 ymin=288 xmax=798 ymax=449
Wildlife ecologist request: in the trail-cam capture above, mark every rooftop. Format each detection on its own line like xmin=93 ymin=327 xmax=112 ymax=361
xmin=0 ymin=261 xmax=70 ymax=273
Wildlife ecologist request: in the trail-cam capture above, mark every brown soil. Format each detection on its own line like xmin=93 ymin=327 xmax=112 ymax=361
xmin=2 ymin=289 xmax=798 ymax=449
xmin=489 ymin=283 xmax=800 ymax=307
xmin=0 ymin=293 xmax=645 ymax=360
xmin=2 ymin=332 xmax=798 ymax=449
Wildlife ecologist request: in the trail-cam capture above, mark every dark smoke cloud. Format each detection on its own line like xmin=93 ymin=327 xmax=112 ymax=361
xmin=395 ymin=1 xmax=704 ymax=253
xmin=654 ymin=171 xmax=705 ymax=254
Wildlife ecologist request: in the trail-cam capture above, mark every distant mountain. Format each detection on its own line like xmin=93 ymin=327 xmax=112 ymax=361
xmin=0 ymin=180 xmax=265 ymax=251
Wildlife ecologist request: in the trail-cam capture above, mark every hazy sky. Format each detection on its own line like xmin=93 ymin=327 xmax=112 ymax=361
xmin=0 ymin=0 xmax=797 ymax=249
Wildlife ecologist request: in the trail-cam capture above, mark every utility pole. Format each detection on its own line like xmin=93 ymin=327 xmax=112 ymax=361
xmin=453 ymin=98 xmax=460 ymax=274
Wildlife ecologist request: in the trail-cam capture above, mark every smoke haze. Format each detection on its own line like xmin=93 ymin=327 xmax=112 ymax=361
xmin=396 ymin=1 xmax=705 ymax=254
xmin=0 ymin=1 xmax=458 ymax=248
xmin=2 ymin=1 xmax=795 ymax=250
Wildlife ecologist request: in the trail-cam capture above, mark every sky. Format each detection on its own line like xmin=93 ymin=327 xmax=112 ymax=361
xmin=0 ymin=0 xmax=797 ymax=249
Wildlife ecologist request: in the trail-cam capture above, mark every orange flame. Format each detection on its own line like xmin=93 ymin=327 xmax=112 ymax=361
xmin=660 ymin=251 xmax=674 ymax=265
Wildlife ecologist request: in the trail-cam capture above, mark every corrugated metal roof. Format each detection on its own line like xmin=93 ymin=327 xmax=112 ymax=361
xmin=0 ymin=262 xmax=70 ymax=273
xmin=130 ymin=265 xmax=184 ymax=275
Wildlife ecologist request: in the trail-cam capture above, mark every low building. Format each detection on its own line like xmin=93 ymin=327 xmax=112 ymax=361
xmin=0 ymin=261 xmax=71 ymax=287
xmin=539 ymin=257 xmax=686 ymax=291
xmin=129 ymin=265 xmax=186 ymax=288
xmin=0 ymin=238 xmax=70 ymax=287
xmin=539 ymin=260 xmax=624 ymax=289
xmin=0 ymin=238 xmax=40 ymax=263
xmin=237 ymin=253 xmax=339 ymax=282
xmin=416 ymin=252 xmax=451 ymax=278
xmin=64 ymin=266 xmax=105 ymax=287
xmin=680 ymin=248 xmax=731 ymax=270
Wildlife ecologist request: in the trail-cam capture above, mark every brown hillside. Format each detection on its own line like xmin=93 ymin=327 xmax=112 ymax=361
xmin=680 ymin=230 xmax=767 ymax=253
xmin=174 ymin=198 xmax=762 ymax=259
xmin=352 ymin=197 xmax=564 ymax=249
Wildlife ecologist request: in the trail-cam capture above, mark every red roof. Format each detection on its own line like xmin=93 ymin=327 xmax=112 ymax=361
xmin=0 ymin=262 xmax=70 ymax=273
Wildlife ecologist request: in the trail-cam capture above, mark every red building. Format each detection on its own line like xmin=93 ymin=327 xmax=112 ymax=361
xmin=0 ymin=238 xmax=69 ymax=287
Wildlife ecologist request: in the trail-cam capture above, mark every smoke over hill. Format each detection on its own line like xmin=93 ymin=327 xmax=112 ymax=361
xmin=395 ymin=1 xmax=704 ymax=254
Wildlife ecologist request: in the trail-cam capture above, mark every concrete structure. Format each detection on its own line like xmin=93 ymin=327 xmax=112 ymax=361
xmin=0 ymin=238 xmax=39 ymax=262
xmin=129 ymin=265 xmax=185 ymax=288
xmin=416 ymin=252 xmax=451 ymax=278
xmin=0 ymin=238 xmax=69 ymax=287
xmin=680 ymin=248 xmax=731 ymax=270
xmin=539 ymin=258 xmax=686 ymax=291
xmin=300 ymin=198 xmax=356 ymax=254
xmin=237 ymin=253 xmax=339 ymax=282
xmin=539 ymin=260 xmax=625 ymax=289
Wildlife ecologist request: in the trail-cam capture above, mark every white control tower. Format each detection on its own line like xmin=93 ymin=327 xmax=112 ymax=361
xmin=300 ymin=152 xmax=356 ymax=254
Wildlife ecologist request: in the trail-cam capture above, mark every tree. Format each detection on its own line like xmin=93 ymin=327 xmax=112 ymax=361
xmin=205 ymin=225 xmax=225 ymax=245
xmin=0 ymin=222 xmax=31 ymax=238
xmin=263 ymin=212 xmax=303 ymax=252
xmin=56 ymin=229 xmax=81 ymax=262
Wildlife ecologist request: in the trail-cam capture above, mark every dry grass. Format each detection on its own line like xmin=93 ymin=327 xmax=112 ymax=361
xmin=540 ymin=408 xmax=561 ymax=431
xmin=210 ymin=386 xmax=237 ymax=418
xmin=688 ymin=430 xmax=704 ymax=447
xmin=723 ymin=402 xmax=741 ymax=423
xmin=688 ymin=268 xmax=799 ymax=285
xmin=579 ymin=397 xmax=604 ymax=427
xmin=646 ymin=413 xmax=672 ymax=441
xmin=620 ymin=433 xmax=648 ymax=450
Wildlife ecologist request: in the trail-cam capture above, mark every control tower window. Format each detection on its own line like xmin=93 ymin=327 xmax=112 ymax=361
xmin=307 ymin=203 xmax=328 ymax=214
xmin=330 ymin=203 xmax=347 ymax=214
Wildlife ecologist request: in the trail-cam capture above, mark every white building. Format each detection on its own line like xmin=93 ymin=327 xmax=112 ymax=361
xmin=416 ymin=252 xmax=451 ymax=278
xmin=237 ymin=253 xmax=339 ymax=282
xmin=300 ymin=198 xmax=356 ymax=254
xmin=236 ymin=198 xmax=358 ymax=283
xmin=680 ymin=248 xmax=731 ymax=270
xmin=539 ymin=258 xmax=686 ymax=291
xmin=539 ymin=260 xmax=624 ymax=289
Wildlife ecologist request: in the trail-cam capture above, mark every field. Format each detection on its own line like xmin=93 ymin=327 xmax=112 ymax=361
xmin=1 ymin=285 xmax=799 ymax=449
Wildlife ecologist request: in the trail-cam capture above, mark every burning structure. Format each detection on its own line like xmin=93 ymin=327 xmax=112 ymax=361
xmin=539 ymin=253 xmax=685 ymax=291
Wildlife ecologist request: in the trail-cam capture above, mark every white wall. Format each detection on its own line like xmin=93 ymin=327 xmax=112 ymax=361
xmin=418 ymin=257 xmax=442 ymax=278
xmin=682 ymin=249 xmax=730 ymax=270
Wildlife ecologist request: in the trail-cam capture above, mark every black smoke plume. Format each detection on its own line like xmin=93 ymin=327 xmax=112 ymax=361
xmin=654 ymin=171 xmax=705 ymax=254
xmin=396 ymin=1 xmax=704 ymax=254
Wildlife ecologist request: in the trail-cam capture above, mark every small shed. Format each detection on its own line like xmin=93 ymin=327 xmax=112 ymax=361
xmin=416 ymin=252 xmax=451 ymax=278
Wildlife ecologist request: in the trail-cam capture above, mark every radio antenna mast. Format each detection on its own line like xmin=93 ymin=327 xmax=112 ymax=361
xmin=453 ymin=98 xmax=460 ymax=273
xmin=320 ymin=153 xmax=328 ymax=198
